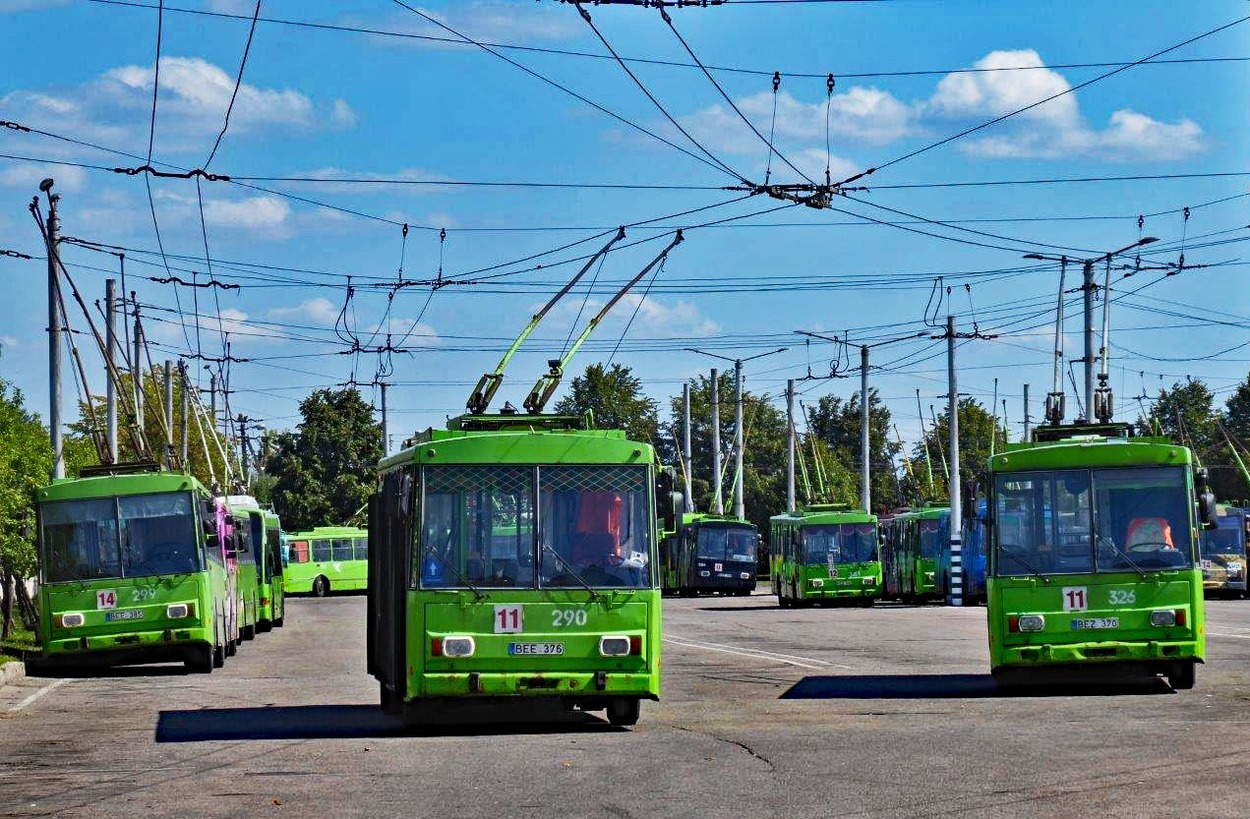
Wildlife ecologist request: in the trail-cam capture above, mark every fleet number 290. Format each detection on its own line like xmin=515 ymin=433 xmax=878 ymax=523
xmin=552 ymin=609 xmax=588 ymax=627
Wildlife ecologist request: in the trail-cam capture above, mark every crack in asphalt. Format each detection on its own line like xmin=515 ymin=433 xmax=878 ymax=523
xmin=662 ymin=722 xmax=776 ymax=773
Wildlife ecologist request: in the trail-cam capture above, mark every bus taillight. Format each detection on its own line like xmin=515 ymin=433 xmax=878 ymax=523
xmin=630 ymin=635 xmax=642 ymax=655
xmin=431 ymin=637 xmax=443 ymax=657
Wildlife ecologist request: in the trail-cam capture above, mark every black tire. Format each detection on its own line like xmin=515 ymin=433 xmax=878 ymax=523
xmin=312 ymin=576 xmax=330 ymax=598
xmin=606 ymin=697 xmax=641 ymax=726
xmin=778 ymin=591 xmax=792 ymax=609
xmin=185 ymin=645 xmax=214 ymax=674
xmin=273 ymin=616 xmax=284 ymax=628
xmin=1167 ymin=661 xmax=1196 ymax=690
xmin=241 ymin=623 xmax=256 ymax=641
xmin=212 ymin=639 xmax=226 ymax=668
xmin=257 ymin=620 xmax=272 ymax=634
xmin=380 ymin=683 xmax=402 ymax=715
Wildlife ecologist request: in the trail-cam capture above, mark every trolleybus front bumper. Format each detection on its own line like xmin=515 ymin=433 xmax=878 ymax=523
xmin=41 ymin=625 xmax=213 ymax=666
xmin=416 ymin=671 xmax=659 ymax=699
xmin=996 ymin=637 xmax=1202 ymax=669
xmin=804 ymin=578 xmax=881 ymax=600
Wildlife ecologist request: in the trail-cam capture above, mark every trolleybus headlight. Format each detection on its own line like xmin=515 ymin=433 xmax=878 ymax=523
xmin=1149 ymin=610 xmax=1177 ymax=628
xmin=442 ymin=636 xmax=476 ymax=658
xmin=599 ymin=635 xmax=631 ymax=657
xmin=58 ymin=612 xmax=85 ymax=628
xmin=861 ymin=576 xmax=874 ymax=584
xmin=166 ymin=603 xmax=192 ymax=619
xmin=1016 ymin=614 xmax=1046 ymax=632
xmin=740 ymin=572 xmax=751 ymax=580
xmin=809 ymin=578 xmax=824 ymax=588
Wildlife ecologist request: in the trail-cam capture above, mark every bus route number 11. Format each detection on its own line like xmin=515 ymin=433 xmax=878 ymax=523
xmin=1061 ymin=586 xmax=1088 ymax=612
xmin=494 ymin=605 xmax=523 ymax=634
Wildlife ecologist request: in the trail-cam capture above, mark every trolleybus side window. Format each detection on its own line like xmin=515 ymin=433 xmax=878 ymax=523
xmin=540 ymin=465 xmax=651 ymax=589
xmin=41 ymin=498 xmax=120 ymax=582
xmin=353 ymin=537 xmax=368 ymax=561
xmin=1094 ymin=466 xmax=1192 ymax=571
xmin=919 ymin=519 xmax=947 ymax=561
xmin=118 ymin=493 xmax=200 ymax=577
xmin=311 ymin=538 xmax=332 ymax=562
xmin=331 ymin=538 xmax=354 ymax=562
xmin=289 ymin=540 xmax=310 ymax=563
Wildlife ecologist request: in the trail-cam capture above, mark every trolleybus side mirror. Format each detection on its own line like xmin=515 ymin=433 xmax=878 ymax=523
xmin=1195 ymin=468 xmax=1217 ymax=529
xmin=656 ymin=469 xmax=677 ymax=533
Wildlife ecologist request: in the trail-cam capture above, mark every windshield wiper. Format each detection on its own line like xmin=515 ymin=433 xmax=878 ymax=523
xmin=423 ymin=546 xmax=486 ymax=601
xmin=999 ymin=549 xmax=1051 ymax=584
xmin=1096 ymin=536 xmax=1148 ymax=579
xmin=541 ymin=543 xmax=602 ymax=602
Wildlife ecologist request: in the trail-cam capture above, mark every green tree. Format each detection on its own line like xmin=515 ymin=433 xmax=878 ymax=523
xmin=0 ymin=375 xmax=53 ymax=637
xmin=1219 ymin=373 xmax=1250 ymax=498
xmin=1143 ymin=379 xmax=1219 ymax=463
xmin=806 ymin=388 xmax=903 ymax=513
xmin=915 ymin=398 xmax=1004 ymax=504
xmin=553 ymin=363 xmax=659 ymax=446
xmin=266 ymin=388 xmax=382 ymax=532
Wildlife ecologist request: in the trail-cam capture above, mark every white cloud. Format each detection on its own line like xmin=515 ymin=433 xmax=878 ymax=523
xmin=0 ymin=335 xmax=18 ymax=350
xmin=351 ymin=3 xmax=579 ymax=49
xmin=267 ymin=297 xmax=339 ymax=327
xmin=200 ymin=194 xmax=290 ymax=231
xmin=546 ymin=294 xmax=720 ymax=339
xmin=373 ymin=318 xmax=441 ymax=348
xmin=331 ymin=98 xmax=357 ymax=129
xmin=927 ymin=49 xmax=1204 ymax=162
xmin=0 ymin=161 xmax=87 ymax=192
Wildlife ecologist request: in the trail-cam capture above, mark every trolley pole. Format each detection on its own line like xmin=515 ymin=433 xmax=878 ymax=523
xmin=163 ymin=360 xmax=174 ymax=470
xmin=710 ymin=368 xmax=723 ymax=515
xmin=682 ymin=382 xmax=693 ymax=511
xmin=44 ymin=184 xmax=65 ymax=480
xmin=733 ymin=359 xmax=745 ymax=521
xmin=947 ymin=315 xmax=963 ymax=607
xmin=105 ymin=278 xmax=119 ymax=464
xmin=786 ymin=379 xmax=796 ymax=513
xmin=179 ymin=360 xmax=189 ymax=469
xmin=860 ymin=345 xmax=870 ymax=512
xmin=1023 ymin=383 xmax=1031 ymax=442
xmin=380 ymin=380 xmax=390 ymax=457
xmin=1082 ymin=260 xmax=1096 ymax=421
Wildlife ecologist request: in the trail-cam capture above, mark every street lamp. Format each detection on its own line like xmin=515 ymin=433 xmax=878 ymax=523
xmin=1023 ymin=236 xmax=1158 ymax=424
xmin=686 ymin=346 xmax=787 ymax=519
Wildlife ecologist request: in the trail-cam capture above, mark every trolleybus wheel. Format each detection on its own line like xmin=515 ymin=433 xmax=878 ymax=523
xmin=212 ymin=640 xmax=226 ymax=668
xmin=379 ymin=682 xmax=401 ymax=715
xmin=241 ymin=623 xmax=256 ymax=641
xmin=778 ymin=593 xmax=792 ymax=609
xmin=606 ymin=697 xmax=641 ymax=726
xmin=273 ymin=616 xmax=284 ymax=628
xmin=1167 ymin=661 xmax=1196 ymax=690
xmin=186 ymin=645 xmax=214 ymax=674
xmin=312 ymin=576 xmax=330 ymax=597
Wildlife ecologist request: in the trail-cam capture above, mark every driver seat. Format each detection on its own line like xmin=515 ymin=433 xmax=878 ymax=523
xmin=1126 ymin=517 xmax=1176 ymax=550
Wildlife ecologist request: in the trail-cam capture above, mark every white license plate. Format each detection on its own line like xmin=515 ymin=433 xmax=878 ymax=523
xmin=105 ymin=609 xmax=145 ymax=622
xmin=1071 ymin=617 xmax=1119 ymax=630
xmin=508 ymin=642 xmax=564 ymax=656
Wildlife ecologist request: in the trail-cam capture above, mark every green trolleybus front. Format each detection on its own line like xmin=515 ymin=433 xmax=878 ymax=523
xmin=368 ymin=414 xmax=664 ymax=727
xmin=987 ymin=427 xmax=1208 ymax=689
xmin=771 ymin=506 xmax=882 ymax=607
xmin=661 ymin=513 xmax=758 ymax=597
xmin=35 ymin=466 xmax=231 ymax=672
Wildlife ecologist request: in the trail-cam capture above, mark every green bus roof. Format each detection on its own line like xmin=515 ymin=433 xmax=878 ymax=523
xmin=682 ymin=513 xmax=757 ymax=529
xmin=38 ymin=470 xmax=208 ymax=503
xmin=991 ymin=435 xmax=1190 ymax=474
xmin=286 ymin=526 xmax=368 ymax=539
xmin=770 ymin=507 xmax=876 ymax=525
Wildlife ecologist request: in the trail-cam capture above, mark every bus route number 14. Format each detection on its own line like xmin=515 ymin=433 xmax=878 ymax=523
xmin=494 ymin=605 xmax=523 ymax=634
xmin=1061 ymin=586 xmax=1088 ymax=612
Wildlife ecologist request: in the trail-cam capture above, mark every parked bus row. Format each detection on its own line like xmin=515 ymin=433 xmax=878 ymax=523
xmin=32 ymin=464 xmax=286 ymax=674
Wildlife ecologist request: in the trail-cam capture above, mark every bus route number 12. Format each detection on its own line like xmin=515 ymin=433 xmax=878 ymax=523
xmin=494 ymin=605 xmax=523 ymax=634
xmin=1061 ymin=586 xmax=1088 ymax=612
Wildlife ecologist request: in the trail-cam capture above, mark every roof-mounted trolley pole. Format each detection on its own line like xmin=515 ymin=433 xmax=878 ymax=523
xmin=524 ymin=231 xmax=684 ymax=415
xmin=466 ymin=227 xmax=626 ymax=414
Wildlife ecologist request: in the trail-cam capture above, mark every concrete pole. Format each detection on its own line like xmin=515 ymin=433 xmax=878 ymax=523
xmin=163 ymin=360 xmax=174 ymax=470
xmin=947 ymin=315 xmax=963 ymax=607
xmin=133 ymin=302 xmax=144 ymax=436
xmin=733 ymin=360 xmax=744 ymax=521
xmin=1083 ymin=260 xmax=1095 ymax=422
xmin=682 ymin=383 xmax=693 ymax=511
xmin=786 ymin=379 xmax=796 ymax=513
xmin=179 ymin=360 xmax=189 ymax=469
xmin=380 ymin=381 xmax=390 ymax=457
xmin=46 ymin=189 xmax=65 ymax=480
xmin=208 ymin=371 xmax=217 ymax=432
xmin=1023 ymin=383 xmax=1031 ymax=442
xmin=710 ymin=368 xmax=723 ymax=515
xmin=860 ymin=345 xmax=870 ymax=512
xmin=238 ymin=413 xmax=249 ymax=486
xmin=105 ymin=278 xmax=118 ymax=464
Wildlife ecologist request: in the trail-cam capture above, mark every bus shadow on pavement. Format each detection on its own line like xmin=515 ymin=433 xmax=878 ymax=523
xmin=781 ymin=674 xmax=1173 ymax=699
xmin=155 ymin=705 xmax=623 ymax=742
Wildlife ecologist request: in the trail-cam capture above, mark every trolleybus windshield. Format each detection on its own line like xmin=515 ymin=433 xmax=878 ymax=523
xmin=419 ymin=464 xmax=652 ymax=590
xmin=1201 ymin=525 xmax=1243 ymax=557
xmin=696 ymin=526 xmax=757 ymax=563
xmin=994 ymin=466 xmax=1192 ymax=576
xmin=41 ymin=492 xmax=200 ymax=582
xmin=801 ymin=524 xmax=877 ymax=564
xmin=919 ymin=519 xmax=947 ymax=560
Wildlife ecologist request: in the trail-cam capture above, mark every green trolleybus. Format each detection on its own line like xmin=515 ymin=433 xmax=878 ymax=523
xmin=1198 ymin=504 xmax=1247 ymax=598
xmin=771 ymin=505 xmax=882 ymax=607
xmin=987 ymin=424 xmax=1209 ymax=689
xmin=367 ymin=413 xmax=666 ymax=727
xmin=35 ymin=465 xmax=232 ymax=672
xmin=225 ymin=496 xmax=286 ymax=629
xmin=284 ymin=526 xmax=369 ymax=596
xmin=660 ymin=513 xmax=758 ymax=596
xmin=881 ymin=506 xmax=945 ymax=603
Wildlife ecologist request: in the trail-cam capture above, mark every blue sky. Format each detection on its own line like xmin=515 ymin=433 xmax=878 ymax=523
xmin=1 ymin=0 xmax=1248 ymax=457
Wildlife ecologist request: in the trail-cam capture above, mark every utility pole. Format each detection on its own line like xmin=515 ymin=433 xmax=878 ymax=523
xmin=380 ymin=380 xmax=390 ymax=457
xmin=786 ymin=379 xmax=796 ymax=513
xmin=205 ymin=370 xmax=217 ymax=433
xmin=733 ymin=359 xmax=744 ymax=521
xmin=1023 ymin=383 xmax=1031 ymax=442
xmin=179 ymin=360 xmax=189 ymax=469
xmin=1082 ymin=260 xmax=1096 ymax=421
xmin=163 ymin=360 xmax=174 ymax=470
xmin=860 ymin=345 xmax=870 ymax=512
xmin=238 ymin=413 xmax=249 ymax=485
xmin=43 ymin=181 xmax=65 ymax=480
xmin=947 ymin=315 xmax=963 ymax=607
xmin=682 ymin=382 xmax=693 ymax=511
xmin=710 ymin=368 xmax=722 ymax=515
xmin=105 ymin=278 xmax=119 ymax=464
xmin=133 ymin=297 xmax=145 ymax=435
